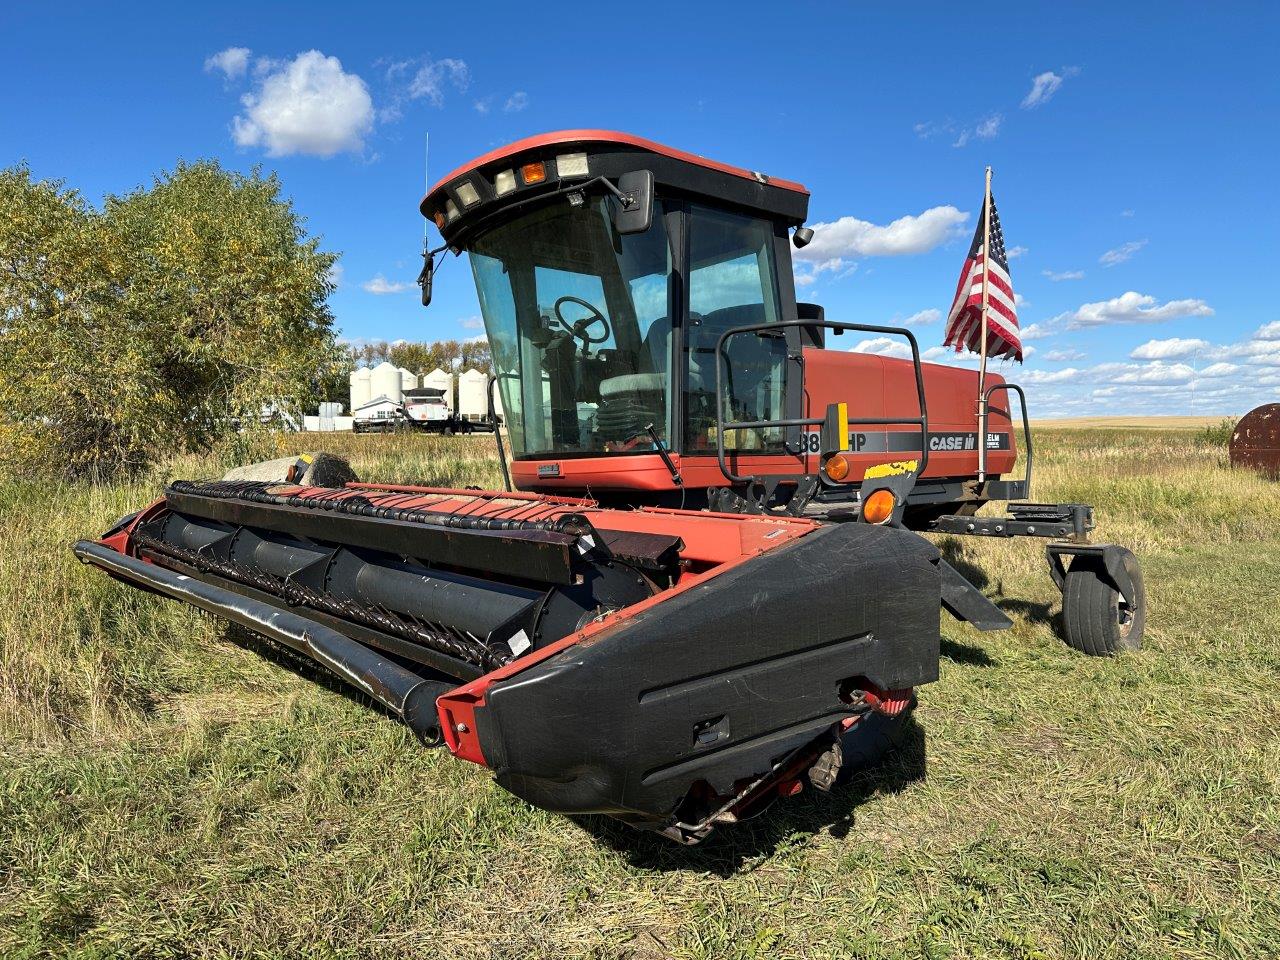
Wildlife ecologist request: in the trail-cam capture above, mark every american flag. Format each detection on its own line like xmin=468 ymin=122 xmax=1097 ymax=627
xmin=943 ymin=193 xmax=1022 ymax=361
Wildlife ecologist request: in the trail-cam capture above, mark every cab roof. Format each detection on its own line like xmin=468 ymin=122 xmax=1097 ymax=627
xmin=420 ymin=130 xmax=810 ymax=244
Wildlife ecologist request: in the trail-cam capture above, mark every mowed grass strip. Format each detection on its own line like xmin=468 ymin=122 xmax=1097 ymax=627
xmin=1 ymin=429 xmax=1278 ymax=959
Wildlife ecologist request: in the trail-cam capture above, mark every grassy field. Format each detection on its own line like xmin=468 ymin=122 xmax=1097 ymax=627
xmin=2 ymin=428 xmax=1278 ymax=959
xmin=1032 ymin=416 xmax=1232 ymax=431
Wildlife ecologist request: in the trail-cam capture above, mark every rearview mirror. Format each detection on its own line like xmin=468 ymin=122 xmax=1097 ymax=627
xmin=417 ymin=252 xmax=434 ymax=307
xmin=612 ymin=170 xmax=654 ymax=234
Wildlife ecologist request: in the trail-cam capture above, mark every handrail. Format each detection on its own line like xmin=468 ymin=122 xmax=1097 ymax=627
xmin=488 ymin=373 xmax=513 ymax=492
xmin=713 ymin=320 xmax=930 ymax=485
xmin=982 ymin=382 xmax=1033 ymax=498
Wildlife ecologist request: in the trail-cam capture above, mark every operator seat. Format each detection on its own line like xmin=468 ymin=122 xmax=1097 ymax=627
xmin=598 ymin=319 xmax=670 ymax=399
xmin=593 ymin=319 xmax=670 ymax=440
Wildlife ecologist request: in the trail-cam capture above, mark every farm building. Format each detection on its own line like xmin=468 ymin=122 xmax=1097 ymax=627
xmin=351 ymin=394 xmax=401 ymax=424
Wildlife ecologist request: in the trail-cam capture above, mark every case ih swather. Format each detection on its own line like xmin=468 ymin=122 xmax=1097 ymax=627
xmin=76 ymin=132 xmax=1146 ymax=843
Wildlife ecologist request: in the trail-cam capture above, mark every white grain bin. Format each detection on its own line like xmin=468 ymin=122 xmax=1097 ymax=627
xmin=398 ymin=367 xmax=418 ymax=392
xmin=458 ymin=368 xmax=492 ymax=423
xmin=371 ymin=361 xmax=403 ymax=404
xmin=422 ymin=368 xmax=455 ymax=409
xmin=350 ymin=368 xmax=372 ymax=411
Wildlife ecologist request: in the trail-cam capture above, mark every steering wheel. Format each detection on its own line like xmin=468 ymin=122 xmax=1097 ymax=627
xmin=553 ymin=296 xmax=612 ymax=349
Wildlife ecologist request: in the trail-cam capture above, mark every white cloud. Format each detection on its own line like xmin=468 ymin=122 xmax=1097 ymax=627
xmin=231 ymin=51 xmax=374 ymax=157
xmin=1014 ymin=292 xmax=1029 ymax=307
xmin=1044 ymin=348 xmax=1086 ymax=362
xmin=1020 ymin=367 xmax=1081 ymax=383
xmin=793 ymin=258 xmax=856 ymax=287
xmin=1120 ymin=209 xmax=1135 ymax=217
xmin=1208 ymin=338 xmax=1280 ymax=365
xmin=473 ymin=98 xmax=492 ymax=115
xmin=901 ymin=308 xmax=942 ymax=326
xmin=327 ymin=263 xmax=344 ymax=290
xmin=951 ymin=113 xmax=1003 ymax=148
xmin=362 ymin=274 xmax=413 ymax=295
xmin=1020 ymin=322 xmax=1057 ymax=340
xmin=459 ymin=315 xmax=484 ymax=330
xmin=1099 ymin=239 xmax=1148 ymax=267
xmin=1106 ymin=361 xmax=1197 ymax=385
xmin=1026 ymin=356 xmax=1279 ymax=416
xmin=1053 ymin=291 xmax=1214 ymax=329
xmin=1253 ymin=321 xmax=1280 ymax=341
xmin=1043 ymin=269 xmax=1085 ymax=282
xmin=205 ymin=47 xmax=252 ymax=80
xmin=1022 ymin=69 xmax=1076 ymax=108
xmin=504 ymin=91 xmax=529 ymax=113
xmin=913 ymin=119 xmax=955 ymax=140
xmin=408 ymin=58 xmax=469 ymax=106
xmin=1007 ymin=245 xmax=1028 ymax=259
xmin=975 ymin=114 xmax=1002 ymax=138
xmin=850 ymin=337 xmax=912 ymax=360
xmin=1130 ymin=337 xmax=1209 ymax=360
xmin=1199 ymin=362 xmax=1238 ymax=378
xmin=797 ymin=206 xmax=969 ymax=272
xmin=1012 ymin=329 xmax=1280 ymax=416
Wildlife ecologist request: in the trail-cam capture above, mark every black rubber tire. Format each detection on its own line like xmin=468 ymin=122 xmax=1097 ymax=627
xmin=1062 ymin=549 xmax=1145 ymax=656
xmin=443 ymin=426 xmax=455 ymax=437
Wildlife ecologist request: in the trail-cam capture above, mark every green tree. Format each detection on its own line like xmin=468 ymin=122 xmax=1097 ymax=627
xmin=0 ymin=161 xmax=338 ymax=478
xmin=385 ymin=338 xmax=492 ymax=376
xmin=388 ymin=341 xmax=446 ymax=377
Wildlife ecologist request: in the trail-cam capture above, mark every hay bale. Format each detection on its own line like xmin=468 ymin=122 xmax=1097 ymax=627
xmin=221 ymin=452 xmax=359 ymax=487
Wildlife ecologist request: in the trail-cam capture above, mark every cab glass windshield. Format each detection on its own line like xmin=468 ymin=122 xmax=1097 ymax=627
xmin=468 ymin=198 xmax=673 ymax=458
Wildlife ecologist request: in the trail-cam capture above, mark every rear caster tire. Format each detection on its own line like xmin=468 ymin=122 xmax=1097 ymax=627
xmin=1062 ymin=549 xmax=1145 ymax=656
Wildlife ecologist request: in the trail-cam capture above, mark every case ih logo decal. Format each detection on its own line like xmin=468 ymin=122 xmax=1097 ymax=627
xmin=835 ymin=430 xmax=1010 ymax=453
xmin=538 ymin=463 xmax=561 ymax=477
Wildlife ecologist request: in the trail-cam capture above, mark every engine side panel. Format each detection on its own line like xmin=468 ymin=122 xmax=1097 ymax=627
xmin=512 ymin=353 xmax=1018 ymax=494
xmin=799 ymin=349 xmax=1016 ymax=479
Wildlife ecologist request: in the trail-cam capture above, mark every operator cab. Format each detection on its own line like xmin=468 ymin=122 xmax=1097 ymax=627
xmin=420 ymin=131 xmax=809 ymax=471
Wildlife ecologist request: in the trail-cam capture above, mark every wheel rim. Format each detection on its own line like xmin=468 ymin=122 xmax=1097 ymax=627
xmin=1116 ymin=596 xmax=1135 ymax=638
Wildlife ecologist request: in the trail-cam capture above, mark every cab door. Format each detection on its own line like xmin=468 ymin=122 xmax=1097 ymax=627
xmin=681 ymin=204 xmax=796 ymax=456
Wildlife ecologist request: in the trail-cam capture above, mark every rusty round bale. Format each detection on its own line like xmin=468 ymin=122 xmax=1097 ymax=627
xmin=1229 ymin=404 xmax=1280 ymax=479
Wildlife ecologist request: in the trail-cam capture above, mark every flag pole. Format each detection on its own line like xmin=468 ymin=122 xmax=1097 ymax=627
xmin=977 ymin=165 xmax=993 ymax=482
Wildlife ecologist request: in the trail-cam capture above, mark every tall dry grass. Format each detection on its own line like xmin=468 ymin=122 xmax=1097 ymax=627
xmin=2 ymin=428 xmax=1278 ymax=958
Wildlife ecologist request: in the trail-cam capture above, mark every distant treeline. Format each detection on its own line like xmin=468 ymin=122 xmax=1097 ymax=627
xmin=346 ymin=338 xmax=492 ymax=376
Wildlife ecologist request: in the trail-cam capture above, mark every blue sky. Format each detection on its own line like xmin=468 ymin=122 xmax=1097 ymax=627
xmin=4 ymin=2 xmax=1277 ymax=417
